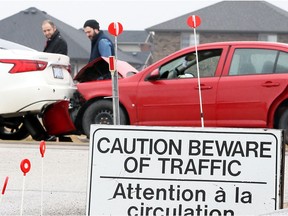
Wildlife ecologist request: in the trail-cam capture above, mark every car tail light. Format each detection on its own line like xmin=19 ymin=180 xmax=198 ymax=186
xmin=0 ymin=59 xmax=47 ymax=73
xmin=67 ymin=64 xmax=71 ymax=74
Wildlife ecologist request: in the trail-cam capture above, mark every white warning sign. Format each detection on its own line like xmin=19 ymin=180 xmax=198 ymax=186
xmin=86 ymin=126 xmax=284 ymax=215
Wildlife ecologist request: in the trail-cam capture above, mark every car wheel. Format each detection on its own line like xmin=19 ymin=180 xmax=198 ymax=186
xmin=82 ymin=100 xmax=127 ymax=137
xmin=0 ymin=117 xmax=30 ymax=140
xmin=278 ymin=109 xmax=288 ymax=144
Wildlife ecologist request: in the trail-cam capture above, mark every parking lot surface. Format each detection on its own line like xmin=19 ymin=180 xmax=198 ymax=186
xmin=0 ymin=139 xmax=287 ymax=215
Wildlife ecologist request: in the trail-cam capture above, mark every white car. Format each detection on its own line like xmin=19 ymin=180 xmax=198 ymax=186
xmin=0 ymin=39 xmax=76 ymax=140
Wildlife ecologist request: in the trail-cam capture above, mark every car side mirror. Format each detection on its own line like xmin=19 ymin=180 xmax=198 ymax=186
xmin=146 ymin=69 xmax=160 ymax=81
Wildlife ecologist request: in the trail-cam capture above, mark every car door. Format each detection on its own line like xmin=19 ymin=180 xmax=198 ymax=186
xmin=216 ymin=45 xmax=288 ymax=128
xmin=135 ymin=48 xmax=227 ymax=127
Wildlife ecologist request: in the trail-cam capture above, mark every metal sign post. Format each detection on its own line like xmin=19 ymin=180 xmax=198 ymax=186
xmin=111 ymin=52 xmax=120 ymax=125
xmin=108 ymin=22 xmax=123 ymax=125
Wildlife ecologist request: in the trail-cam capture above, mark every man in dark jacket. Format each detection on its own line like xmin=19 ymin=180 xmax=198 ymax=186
xmin=42 ymin=20 xmax=67 ymax=55
xmin=83 ymin=19 xmax=115 ymax=62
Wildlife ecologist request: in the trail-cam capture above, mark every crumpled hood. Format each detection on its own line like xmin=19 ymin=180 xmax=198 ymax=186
xmin=74 ymin=57 xmax=138 ymax=83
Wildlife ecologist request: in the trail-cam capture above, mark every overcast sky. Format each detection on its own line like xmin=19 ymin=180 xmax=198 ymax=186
xmin=0 ymin=0 xmax=288 ymax=30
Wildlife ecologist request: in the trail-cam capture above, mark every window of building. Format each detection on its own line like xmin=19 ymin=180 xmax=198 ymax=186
xmin=258 ymin=34 xmax=277 ymax=42
xmin=181 ymin=33 xmax=199 ymax=49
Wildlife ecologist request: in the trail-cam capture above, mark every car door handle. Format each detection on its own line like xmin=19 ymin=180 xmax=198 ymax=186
xmin=195 ymin=84 xmax=212 ymax=90
xmin=261 ymin=81 xmax=280 ymax=87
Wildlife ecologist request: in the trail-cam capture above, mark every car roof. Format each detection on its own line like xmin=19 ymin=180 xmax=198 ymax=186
xmin=197 ymin=41 xmax=288 ymax=48
xmin=0 ymin=38 xmax=35 ymax=51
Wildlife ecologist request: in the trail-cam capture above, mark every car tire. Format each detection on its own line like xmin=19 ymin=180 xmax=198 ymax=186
xmin=82 ymin=100 xmax=127 ymax=137
xmin=0 ymin=117 xmax=30 ymax=140
xmin=278 ymin=109 xmax=288 ymax=145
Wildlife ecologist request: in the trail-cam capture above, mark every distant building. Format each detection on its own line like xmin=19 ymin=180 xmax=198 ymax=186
xmin=0 ymin=7 xmax=152 ymax=77
xmin=103 ymin=30 xmax=154 ymax=70
xmin=2 ymin=1 xmax=287 ymax=72
xmin=146 ymin=1 xmax=288 ymax=62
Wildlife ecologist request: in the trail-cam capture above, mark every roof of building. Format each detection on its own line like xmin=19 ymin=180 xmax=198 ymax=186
xmin=146 ymin=1 xmax=288 ymax=33
xmin=0 ymin=7 xmax=90 ymax=60
xmin=0 ymin=7 xmax=150 ymax=64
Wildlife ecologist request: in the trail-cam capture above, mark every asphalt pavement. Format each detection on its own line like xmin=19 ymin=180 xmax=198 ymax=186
xmin=0 ymin=139 xmax=287 ymax=215
xmin=0 ymin=139 xmax=89 ymax=215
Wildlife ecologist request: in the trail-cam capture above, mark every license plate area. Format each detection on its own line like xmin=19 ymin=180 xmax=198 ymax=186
xmin=53 ymin=67 xmax=64 ymax=79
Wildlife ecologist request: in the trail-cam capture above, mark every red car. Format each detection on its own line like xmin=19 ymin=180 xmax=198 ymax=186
xmin=43 ymin=41 xmax=288 ymax=139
